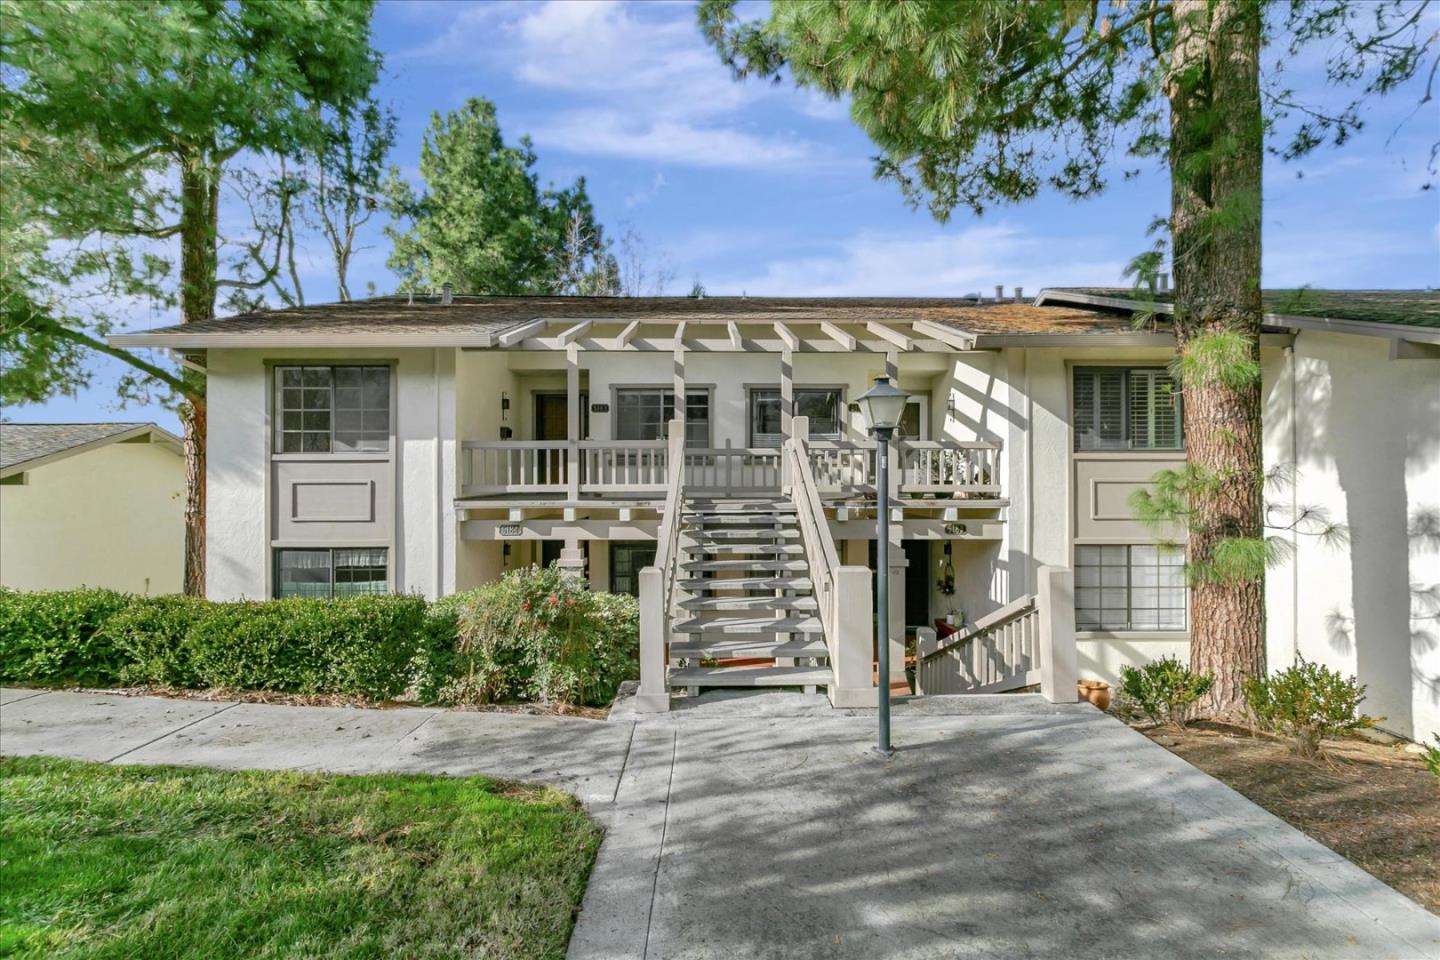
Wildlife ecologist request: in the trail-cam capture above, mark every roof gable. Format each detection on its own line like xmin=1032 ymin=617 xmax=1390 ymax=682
xmin=0 ymin=423 xmax=181 ymax=476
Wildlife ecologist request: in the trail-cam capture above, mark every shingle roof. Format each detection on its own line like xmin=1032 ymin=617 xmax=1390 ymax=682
xmin=1050 ymin=287 xmax=1440 ymax=329
xmin=110 ymin=294 xmax=1149 ymax=348
xmin=0 ymin=423 xmax=178 ymax=472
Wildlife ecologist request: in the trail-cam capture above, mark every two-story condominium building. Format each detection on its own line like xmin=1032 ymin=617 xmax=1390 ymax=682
xmin=113 ymin=288 xmax=1440 ymax=739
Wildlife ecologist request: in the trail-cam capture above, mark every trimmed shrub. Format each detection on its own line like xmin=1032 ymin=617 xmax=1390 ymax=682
xmin=0 ymin=588 xmax=133 ymax=686
xmin=1243 ymin=658 xmax=1375 ymax=757
xmin=443 ymin=565 xmax=640 ymax=707
xmin=1118 ymin=655 xmax=1214 ymax=728
xmin=184 ymin=596 xmax=431 ymax=700
xmin=105 ymin=595 xmax=210 ymax=687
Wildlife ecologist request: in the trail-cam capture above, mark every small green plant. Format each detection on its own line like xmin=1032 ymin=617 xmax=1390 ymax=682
xmin=444 ymin=564 xmax=639 ymax=708
xmin=1118 ymin=655 xmax=1214 ymax=728
xmin=1420 ymin=735 xmax=1440 ymax=780
xmin=1242 ymin=658 xmax=1375 ymax=758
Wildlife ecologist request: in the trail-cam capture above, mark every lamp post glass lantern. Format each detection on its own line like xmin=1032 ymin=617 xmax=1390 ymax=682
xmin=856 ymin=375 xmax=909 ymax=757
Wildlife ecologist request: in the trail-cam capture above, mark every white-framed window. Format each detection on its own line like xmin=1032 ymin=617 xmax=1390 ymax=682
xmin=1074 ymin=544 xmax=1187 ymax=631
xmin=614 ymin=388 xmax=710 ymax=447
xmin=274 ymin=547 xmax=388 ymax=599
xmin=1073 ymin=366 xmax=1182 ymax=451
xmin=749 ymin=387 xmax=843 ymax=446
xmin=275 ymin=365 xmax=390 ymax=454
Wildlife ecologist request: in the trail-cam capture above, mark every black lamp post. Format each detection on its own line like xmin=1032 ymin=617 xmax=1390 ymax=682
xmin=855 ymin=375 xmax=910 ymax=757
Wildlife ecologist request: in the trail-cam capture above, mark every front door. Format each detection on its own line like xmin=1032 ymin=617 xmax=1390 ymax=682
xmin=534 ymin=393 xmax=584 ymax=484
xmin=867 ymin=539 xmax=934 ymax=630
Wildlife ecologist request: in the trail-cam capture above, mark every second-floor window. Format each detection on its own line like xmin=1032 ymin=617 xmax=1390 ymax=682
xmin=1073 ymin=366 xmax=1182 ymax=451
xmin=614 ymin=388 xmax=710 ymax=447
xmin=750 ymin=387 xmax=843 ymax=446
xmin=275 ymin=365 xmax=390 ymax=453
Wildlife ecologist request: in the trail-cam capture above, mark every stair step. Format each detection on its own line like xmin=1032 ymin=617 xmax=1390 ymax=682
xmin=678 ymin=576 xmax=813 ymax=591
xmin=669 ymin=637 xmax=829 ymax=659
xmin=672 ymin=615 xmax=824 ymax=635
xmin=690 ymin=543 xmax=806 ymax=555
xmin=681 ymin=559 xmax=809 ymax=572
xmin=686 ymin=504 xmax=796 ymax=514
xmin=679 ymin=595 xmax=818 ymax=612
xmin=683 ymin=514 xmax=791 ymax=526
xmin=686 ymin=528 xmax=800 ymax=540
xmin=668 ymin=665 xmax=832 ymax=689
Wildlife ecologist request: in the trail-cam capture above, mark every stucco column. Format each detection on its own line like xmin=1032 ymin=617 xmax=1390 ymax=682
xmin=558 ymin=538 xmax=586 ymax=583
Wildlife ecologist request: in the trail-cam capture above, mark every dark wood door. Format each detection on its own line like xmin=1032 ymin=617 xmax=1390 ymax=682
xmin=534 ymin=394 xmax=569 ymax=484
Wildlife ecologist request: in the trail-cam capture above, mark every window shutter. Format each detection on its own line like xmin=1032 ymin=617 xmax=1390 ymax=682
xmin=1074 ymin=369 xmax=1125 ymax=450
xmin=1129 ymin=370 xmax=1181 ymax=449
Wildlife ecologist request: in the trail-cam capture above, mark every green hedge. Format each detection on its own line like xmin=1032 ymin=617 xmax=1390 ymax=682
xmin=0 ymin=568 xmax=640 ymax=707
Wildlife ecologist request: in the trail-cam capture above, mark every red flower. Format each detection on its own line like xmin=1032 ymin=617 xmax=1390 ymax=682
xmin=565 ymin=597 xmax=576 ymax=609
xmin=547 ymin=593 xmax=559 ymax=606
xmin=521 ymin=601 xmax=531 ymax=611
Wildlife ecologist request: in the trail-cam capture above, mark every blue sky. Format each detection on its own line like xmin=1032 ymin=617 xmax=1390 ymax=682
xmin=13 ymin=0 xmax=1440 ymax=432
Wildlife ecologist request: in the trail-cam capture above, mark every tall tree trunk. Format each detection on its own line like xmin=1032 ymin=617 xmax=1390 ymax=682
xmin=179 ymin=155 xmax=219 ymax=597
xmin=1167 ymin=0 xmax=1266 ymax=716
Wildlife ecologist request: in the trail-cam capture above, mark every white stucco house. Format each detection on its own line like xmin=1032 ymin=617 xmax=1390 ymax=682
xmin=0 ymin=422 xmax=185 ymax=594
xmin=111 ymin=288 xmax=1440 ymax=739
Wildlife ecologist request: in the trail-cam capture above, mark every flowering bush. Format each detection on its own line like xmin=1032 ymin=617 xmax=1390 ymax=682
xmin=441 ymin=565 xmax=639 ymax=707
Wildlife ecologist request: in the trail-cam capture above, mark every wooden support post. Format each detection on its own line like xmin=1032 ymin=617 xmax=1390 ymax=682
xmin=558 ymin=538 xmax=586 ymax=582
xmin=1038 ymin=565 xmax=1078 ymax=703
xmin=566 ymin=344 xmax=581 ymax=500
xmin=780 ymin=347 xmax=794 ymax=441
xmin=636 ymin=566 xmax=670 ymax=712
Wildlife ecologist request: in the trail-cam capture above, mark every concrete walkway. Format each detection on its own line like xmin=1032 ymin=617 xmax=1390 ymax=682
xmin=3 ymin=686 xmax=1437 ymax=959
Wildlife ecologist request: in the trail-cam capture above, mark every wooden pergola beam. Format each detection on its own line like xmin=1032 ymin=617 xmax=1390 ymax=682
xmin=867 ymin=321 xmax=913 ymax=352
xmin=557 ymin=319 xmax=592 ymax=345
xmin=727 ymin=321 xmax=743 ymax=350
xmin=911 ymin=319 xmax=976 ymax=350
xmin=615 ymin=319 xmax=642 ymax=348
xmin=773 ymin=321 xmax=800 ymax=352
xmin=819 ymin=321 xmax=857 ymax=351
xmin=497 ymin=318 xmax=548 ymax=347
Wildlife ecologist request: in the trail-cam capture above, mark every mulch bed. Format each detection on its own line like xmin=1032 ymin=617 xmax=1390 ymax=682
xmin=1138 ymin=721 xmax=1439 ymax=914
xmin=62 ymin=685 xmax=610 ymax=720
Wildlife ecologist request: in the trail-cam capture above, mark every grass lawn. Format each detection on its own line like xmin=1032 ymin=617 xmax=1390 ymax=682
xmin=0 ymin=756 xmax=602 ymax=959
xmin=1140 ymin=723 xmax=1439 ymax=914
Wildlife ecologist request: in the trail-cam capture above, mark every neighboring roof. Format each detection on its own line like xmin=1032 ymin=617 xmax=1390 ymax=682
xmin=0 ymin=422 xmax=181 ymax=476
xmin=1043 ymin=287 xmax=1440 ymax=332
xmin=109 ymin=294 xmax=1161 ymax=351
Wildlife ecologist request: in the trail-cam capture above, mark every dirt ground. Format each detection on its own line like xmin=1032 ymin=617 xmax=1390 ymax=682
xmin=1139 ymin=721 xmax=1439 ymax=914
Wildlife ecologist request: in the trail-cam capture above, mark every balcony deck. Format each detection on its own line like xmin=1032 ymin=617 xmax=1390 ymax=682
xmin=457 ymin=438 xmax=1003 ymax=502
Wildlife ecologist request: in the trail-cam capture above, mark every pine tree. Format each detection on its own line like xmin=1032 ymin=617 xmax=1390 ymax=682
xmin=700 ymin=0 xmax=1436 ymax=714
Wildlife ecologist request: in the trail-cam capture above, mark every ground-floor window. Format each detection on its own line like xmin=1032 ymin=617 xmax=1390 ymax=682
xmin=610 ymin=541 xmax=657 ymax=597
xmin=274 ymin=547 xmax=388 ymax=599
xmin=1074 ymin=543 xmax=1186 ymax=631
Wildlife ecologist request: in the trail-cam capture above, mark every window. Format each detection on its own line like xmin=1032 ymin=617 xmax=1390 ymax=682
xmin=749 ymin=387 xmax=843 ymax=446
xmin=614 ymin=388 xmax=709 ymax=447
xmin=274 ymin=547 xmax=387 ymax=598
xmin=1073 ymin=367 xmax=1182 ymax=451
xmin=275 ymin=365 xmax=390 ymax=453
xmin=610 ymin=541 xmax=657 ymax=597
xmin=1074 ymin=544 xmax=1186 ymax=631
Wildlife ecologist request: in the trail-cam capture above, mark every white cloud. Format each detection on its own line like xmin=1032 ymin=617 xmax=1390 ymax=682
xmin=624 ymin=171 xmax=669 ymax=208
xmin=404 ymin=0 xmax=836 ymax=169
xmin=529 ymin=110 xmax=814 ymax=168
xmin=707 ymin=224 xmax=1131 ymax=297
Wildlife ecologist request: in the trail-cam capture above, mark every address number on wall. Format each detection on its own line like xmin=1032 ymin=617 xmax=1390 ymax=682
xmin=498 ymin=523 xmax=522 ymax=537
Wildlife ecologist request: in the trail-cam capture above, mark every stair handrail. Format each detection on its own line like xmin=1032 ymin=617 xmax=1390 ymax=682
xmin=783 ymin=417 xmax=874 ymax=707
xmin=916 ymin=593 xmax=1036 ymax=661
xmin=635 ymin=419 xmax=687 ymax=713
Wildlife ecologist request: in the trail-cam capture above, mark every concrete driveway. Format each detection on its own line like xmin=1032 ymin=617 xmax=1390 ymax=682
xmin=3 ymin=686 xmax=1437 ymax=959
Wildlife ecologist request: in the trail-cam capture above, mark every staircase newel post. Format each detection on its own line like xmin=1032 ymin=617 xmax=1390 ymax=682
xmin=1037 ymin=565 xmax=1078 ymax=703
xmin=667 ymin=418 xmax=685 ymax=485
xmin=636 ymin=566 xmax=670 ymax=713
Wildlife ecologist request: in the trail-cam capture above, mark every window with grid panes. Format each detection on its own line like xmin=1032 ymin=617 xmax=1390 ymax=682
xmin=609 ymin=541 xmax=657 ymax=597
xmin=275 ymin=365 xmax=390 ymax=453
xmin=1073 ymin=367 xmax=1182 ymax=451
xmin=614 ymin=388 xmax=709 ymax=447
xmin=749 ymin=387 xmax=843 ymax=446
xmin=274 ymin=547 xmax=387 ymax=598
xmin=1074 ymin=544 xmax=1187 ymax=630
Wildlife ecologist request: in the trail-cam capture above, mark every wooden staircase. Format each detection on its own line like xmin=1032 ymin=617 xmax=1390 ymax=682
xmin=666 ymin=497 xmax=833 ymax=695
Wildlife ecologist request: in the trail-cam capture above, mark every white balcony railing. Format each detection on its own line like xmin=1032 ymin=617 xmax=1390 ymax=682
xmin=459 ymin=438 xmax=1001 ymax=499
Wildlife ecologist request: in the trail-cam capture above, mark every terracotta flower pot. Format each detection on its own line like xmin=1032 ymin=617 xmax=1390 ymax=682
xmin=1077 ymin=680 xmax=1112 ymax=711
